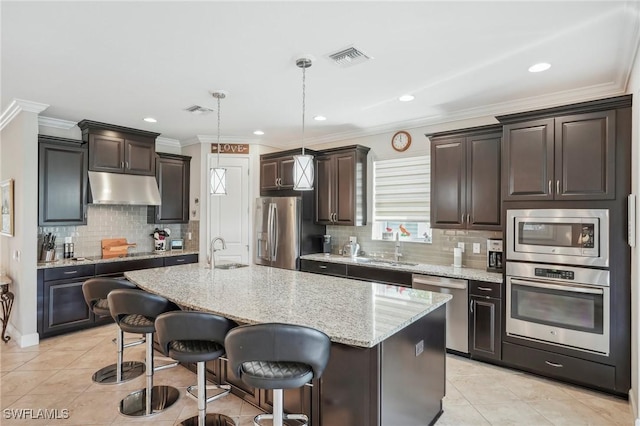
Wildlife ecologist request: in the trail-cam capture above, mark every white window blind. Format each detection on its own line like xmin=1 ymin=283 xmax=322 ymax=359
xmin=373 ymin=155 xmax=430 ymax=222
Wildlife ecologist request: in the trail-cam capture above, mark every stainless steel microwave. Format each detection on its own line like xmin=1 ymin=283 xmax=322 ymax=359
xmin=506 ymin=209 xmax=609 ymax=267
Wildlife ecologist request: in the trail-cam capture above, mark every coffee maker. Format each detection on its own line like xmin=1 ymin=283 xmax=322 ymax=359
xmin=322 ymin=235 xmax=332 ymax=254
xmin=486 ymin=238 xmax=503 ymax=272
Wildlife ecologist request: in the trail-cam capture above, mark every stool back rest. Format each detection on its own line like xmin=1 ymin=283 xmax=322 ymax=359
xmin=225 ymin=323 xmax=331 ymax=380
xmin=82 ymin=278 xmax=136 ymax=310
xmin=155 ymin=311 xmax=237 ymax=357
xmin=107 ymin=288 xmax=178 ymax=324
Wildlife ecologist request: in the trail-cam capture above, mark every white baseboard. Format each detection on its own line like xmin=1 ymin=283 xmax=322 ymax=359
xmin=6 ymin=324 xmax=39 ymax=347
xmin=630 ymin=388 xmax=640 ymax=426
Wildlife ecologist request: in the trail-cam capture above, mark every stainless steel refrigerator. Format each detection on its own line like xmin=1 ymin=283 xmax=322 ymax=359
xmin=255 ymin=195 xmax=325 ymax=270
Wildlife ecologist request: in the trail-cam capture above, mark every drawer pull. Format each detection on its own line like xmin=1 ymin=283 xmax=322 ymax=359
xmin=477 ymin=287 xmax=492 ymax=292
xmin=176 ymin=259 xmax=185 ymax=262
xmin=63 ymin=270 xmax=78 ymax=275
xmin=545 ymin=360 xmax=563 ymax=368
xmin=319 ymin=265 xmax=327 ymax=269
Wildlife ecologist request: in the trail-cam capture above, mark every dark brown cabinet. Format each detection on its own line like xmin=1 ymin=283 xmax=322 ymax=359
xmin=38 ymin=135 xmax=88 ymax=226
xmin=315 ymin=145 xmax=369 ymax=226
xmin=300 ymin=259 xmax=412 ymax=287
xmin=78 ymin=120 xmax=159 ymax=176
xmin=501 ymin=110 xmax=615 ymax=201
xmin=468 ymin=280 xmax=501 ymax=362
xmin=428 ymin=125 xmax=502 ymax=230
xmin=147 ymin=153 xmax=191 ymax=224
xmin=259 ymin=148 xmax=318 ymax=194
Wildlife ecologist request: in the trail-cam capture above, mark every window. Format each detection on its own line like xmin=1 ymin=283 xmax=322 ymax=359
xmin=372 ymin=155 xmax=431 ymax=243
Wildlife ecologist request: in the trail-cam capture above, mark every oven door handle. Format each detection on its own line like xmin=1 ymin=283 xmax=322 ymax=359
xmin=510 ymin=278 xmax=604 ymax=295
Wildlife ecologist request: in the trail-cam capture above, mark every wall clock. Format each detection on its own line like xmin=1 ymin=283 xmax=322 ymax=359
xmin=391 ymin=131 xmax=411 ymax=152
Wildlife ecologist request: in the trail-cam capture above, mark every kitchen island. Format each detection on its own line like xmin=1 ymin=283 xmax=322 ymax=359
xmin=125 ymin=263 xmax=451 ymax=426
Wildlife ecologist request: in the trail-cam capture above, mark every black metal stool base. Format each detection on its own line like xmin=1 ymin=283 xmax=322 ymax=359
xmin=92 ymin=361 xmax=145 ymax=384
xmin=179 ymin=413 xmax=236 ymax=426
xmin=118 ymin=385 xmax=180 ymax=417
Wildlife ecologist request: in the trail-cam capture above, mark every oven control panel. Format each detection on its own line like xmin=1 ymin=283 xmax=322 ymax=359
xmin=534 ymin=268 xmax=575 ymax=280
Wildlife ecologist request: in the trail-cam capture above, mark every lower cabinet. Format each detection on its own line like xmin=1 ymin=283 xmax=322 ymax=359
xmin=468 ymin=280 xmax=502 ymax=361
xmin=300 ymin=259 xmax=412 ymax=287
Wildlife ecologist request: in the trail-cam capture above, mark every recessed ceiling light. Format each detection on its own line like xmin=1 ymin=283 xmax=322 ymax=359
xmin=398 ymin=94 xmax=415 ymax=102
xmin=528 ymin=62 xmax=551 ymax=73
xmin=314 ymin=115 xmax=327 ymax=121
xmin=253 ymin=130 xmax=264 ymax=135
xmin=143 ymin=117 xmax=157 ymax=123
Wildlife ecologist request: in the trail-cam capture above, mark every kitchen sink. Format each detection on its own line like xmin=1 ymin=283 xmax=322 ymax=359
xmin=214 ymin=263 xmax=249 ymax=270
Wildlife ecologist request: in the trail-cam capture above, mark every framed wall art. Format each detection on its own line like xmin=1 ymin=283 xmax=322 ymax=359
xmin=1 ymin=179 xmax=14 ymax=237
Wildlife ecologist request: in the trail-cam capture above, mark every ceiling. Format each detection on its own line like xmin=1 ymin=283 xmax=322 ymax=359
xmin=2 ymin=1 xmax=639 ymax=148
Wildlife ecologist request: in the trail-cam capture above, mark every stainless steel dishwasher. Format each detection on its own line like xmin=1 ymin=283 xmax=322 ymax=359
xmin=412 ymin=274 xmax=469 ymax=354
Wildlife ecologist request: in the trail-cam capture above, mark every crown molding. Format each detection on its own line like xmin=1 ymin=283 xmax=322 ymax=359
xmin=0 ymin=99 xmax=49 ymax=131
xmin=193 ymin=135 xmax=261 ymax=145
xmin=38 ymin=116 xmax=77 ymax=129
xmin=156 ymin=136 xmax=181 ymax=149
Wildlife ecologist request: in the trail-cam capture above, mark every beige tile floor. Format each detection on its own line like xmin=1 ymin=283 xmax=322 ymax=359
xmin=0 ymin=324 xmax=635 ymax=425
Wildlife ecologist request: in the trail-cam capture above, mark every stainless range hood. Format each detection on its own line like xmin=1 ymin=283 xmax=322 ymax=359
xmin=88 ymin=171 xmax=161 ymax=206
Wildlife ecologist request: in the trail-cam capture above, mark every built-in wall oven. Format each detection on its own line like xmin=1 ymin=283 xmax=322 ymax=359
xmin=506 ymin=209 xmax=609 ymax=268
xmin=506 ymin=261 xmax=610 ymax=356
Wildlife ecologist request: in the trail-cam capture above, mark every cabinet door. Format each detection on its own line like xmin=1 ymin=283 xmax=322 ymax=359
xmin=260 ymin=159 xmax=279 ymax=192
xmin=315 ymin=155 xmax=334 ymax=224
xmin=555 ymin=111 xmax=615 ymax=200
xmin=89 ymin=134 xmax=125 ymax=173
xmin=502 ymin=119 xmax=554 ymax=201
xmin=125 ymin=139 xmax=155 ymax=175
xmin=42 ymin=279 xmax=93 ymax=337
xmin=278 ymin=156 xmax=296 ymax=189
xmin=469 ymin=296 xmax=501 ymax=361
xmin=467 ymin=134 xmax=501 ymax=230
xmin=150 ymin=156 xmax=190 ymax=223
xmin=38 ymin=141 xmax=88 ymax=226
xmin=335 ymin=152 xmax=356 ymax=225
xmin=430 ymin=138 xmax=466 ymax=228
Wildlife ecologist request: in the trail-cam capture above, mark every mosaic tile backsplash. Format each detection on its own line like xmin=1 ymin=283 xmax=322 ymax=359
xmin=327 ymin=224 xmax=502 ymax=270
xmin=38 ymin=205 xmax=195 ymax=259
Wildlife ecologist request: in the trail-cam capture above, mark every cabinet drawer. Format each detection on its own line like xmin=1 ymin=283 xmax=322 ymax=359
xmin=44 ymin=264 xmax=95 ymax=281
xmin=347 ymin=265 xmax=412 ymax=287
xmin=502 ymin=341 xmax=615 ymax=390
xmin=164 ymin=254 xmax=198 ymax=266
xmin=95 ymin=258 xmax=164 ymax=276
xmin=300 ymin=260 xmax=347 ymax=277
xmin=469 ymin=280 xmax=502 ymax=298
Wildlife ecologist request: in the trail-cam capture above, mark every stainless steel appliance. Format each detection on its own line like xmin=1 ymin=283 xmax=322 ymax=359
xmin=486 ymin=238 xmax=503 ymax=272
xmin=412 ymin=274 xmax=468 ymax=353
xmin=506 ymin=261 xmax=610 ymax=355
xmin=506 ymin=209 xmax=609 ymax=267
xmin=255 ymin=196 xmax=325 ymax=270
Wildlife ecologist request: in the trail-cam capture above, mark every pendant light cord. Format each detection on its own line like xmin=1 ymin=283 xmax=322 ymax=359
xmin=302 ymin=64 xmax=306 ymax=156
xmin=216 ymin=95 xmax=221 ymax=166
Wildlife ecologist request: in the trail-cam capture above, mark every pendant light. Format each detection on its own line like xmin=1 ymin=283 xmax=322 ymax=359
xmin=293 ymin=57 xmax=314 ymax=191
xmin=210 ymin=91 xmax=227 ymax=195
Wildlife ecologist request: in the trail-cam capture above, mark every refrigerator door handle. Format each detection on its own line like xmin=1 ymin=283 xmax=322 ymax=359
xmin=267 ymin=203 xmax=274 ymax=261
xmin=272 ymin=203 xmax=279 ymax=261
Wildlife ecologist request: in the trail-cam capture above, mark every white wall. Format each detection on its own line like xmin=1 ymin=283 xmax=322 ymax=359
xmin=0 ymin=110 xmax=40 ymax=346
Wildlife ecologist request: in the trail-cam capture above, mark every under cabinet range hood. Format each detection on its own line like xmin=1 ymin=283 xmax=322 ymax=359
xmin=88 ymin=171 xmax=161 ymax=206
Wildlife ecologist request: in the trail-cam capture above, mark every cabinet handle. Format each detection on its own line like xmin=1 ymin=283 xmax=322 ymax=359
xmin=319 ymin=265 xmax=327 ymax=269
xmin=545 ymin=360 xmax=564 ymax=368
xmin=461 ymin=213 xmax=465 ymax=225
xmin=125 ymin=161 xmax=129 ymax=169
xmin=477 ymin=287 xmax=492 ymax=292
xmin=469 ymin=299 xmax=474 ymax=313
xmin=121 ymin=161 xmax=124 ymax=168
xmin=556 ymin=180 xmax=560 ymax=194
xmin=467 ymin=214 xmax=470 ymax=225
xmin=63 ymin=270 xmax=78 ymax=275
xmin=548 ymin=180 xmax=552 ymax=193
xmin=176 ymin=259 xmax=185 ymax=262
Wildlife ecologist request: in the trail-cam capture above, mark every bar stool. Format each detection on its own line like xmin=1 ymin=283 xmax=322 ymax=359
xmin=156 ymin=311 xmax=237 ymax=426
xmin=108 ymin=288 xmax=181 ymax=417
xmin=224 ymin=323 xmax=331 ymax=426
xmin=81 ymin=277 xmax=145 ymax=384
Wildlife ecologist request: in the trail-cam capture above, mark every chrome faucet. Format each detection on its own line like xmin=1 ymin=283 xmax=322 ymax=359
xmin=207 ymin=237 xmax=227 ymax=269
xmin=394 ymin=233 xmax=402 ymax=262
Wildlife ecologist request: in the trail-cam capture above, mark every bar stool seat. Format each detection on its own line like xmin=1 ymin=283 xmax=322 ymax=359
xmin=81 ymin=278 xmax=145 ymax=385
xmin=109 ymin=288 xmax=181 ymax=418
xmin=156 ymin=311 xmax=237 ymax=426
xmin=225 ymin=323 xmax=330 ymax=426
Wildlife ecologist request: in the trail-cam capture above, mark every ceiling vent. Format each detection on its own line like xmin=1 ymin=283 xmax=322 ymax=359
xmin=185 ymin=105 xmax=214 ymax=115
xmin=327 ymin=46 xmax=372 ymax=67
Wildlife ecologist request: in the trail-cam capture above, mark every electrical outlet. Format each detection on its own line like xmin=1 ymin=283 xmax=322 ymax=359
xmin=457 ymin=242 xmax=465 ymax=252
xmin=349 ymin=236 xmax=357 ymax=244
xmin=473 ymin=243 xmax=481 ymax=254
xmin=187 ymin=232 xmax=192 ymax=240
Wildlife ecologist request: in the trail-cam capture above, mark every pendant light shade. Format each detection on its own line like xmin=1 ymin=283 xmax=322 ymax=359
xmin=293 ymin=56 xmax=314 ymax=191
xmin=210 ymin=91 xmax=227 ymax=195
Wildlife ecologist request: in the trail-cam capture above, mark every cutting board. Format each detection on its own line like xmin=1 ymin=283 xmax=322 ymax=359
xmin=102 ymin=238 xmax=137 ymax=258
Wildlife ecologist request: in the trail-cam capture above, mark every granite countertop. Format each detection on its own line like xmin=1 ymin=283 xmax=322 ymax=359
xmin=37 ymin=250 xmax=199 ymax=269
xmin=125 ymin=263 xmax=451 ymax=348
xmin=300 ymin=253 xmax=503 ymax=283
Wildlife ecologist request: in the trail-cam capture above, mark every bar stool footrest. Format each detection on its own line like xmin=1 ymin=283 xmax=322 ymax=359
xmin=186 ymin=384 xmax=231 ymax=404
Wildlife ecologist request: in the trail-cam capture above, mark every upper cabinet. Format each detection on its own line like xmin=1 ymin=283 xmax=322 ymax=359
xmin=147 ymin=153 xmax=191 ymax=224
xmin=78 ymin=120 xmax=160 ymax=176
xmin=428 ymin=125 xmax=502 ymax=230
xmin=315 ymin=145 xmax=369 ymax=226
xmin=497 ymin=97 xmax=631 ymax=201
xmin=38 ymin=135 xmax=88 ymax=226
xmin=260 ymin=148 xmax=317 ymax=194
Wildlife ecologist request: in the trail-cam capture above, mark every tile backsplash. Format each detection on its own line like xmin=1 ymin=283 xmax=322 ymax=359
xmin=39 ymin=205 xmax=193 ymax=259
xmin=327 ymin=224 xmax=502 ymax=270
